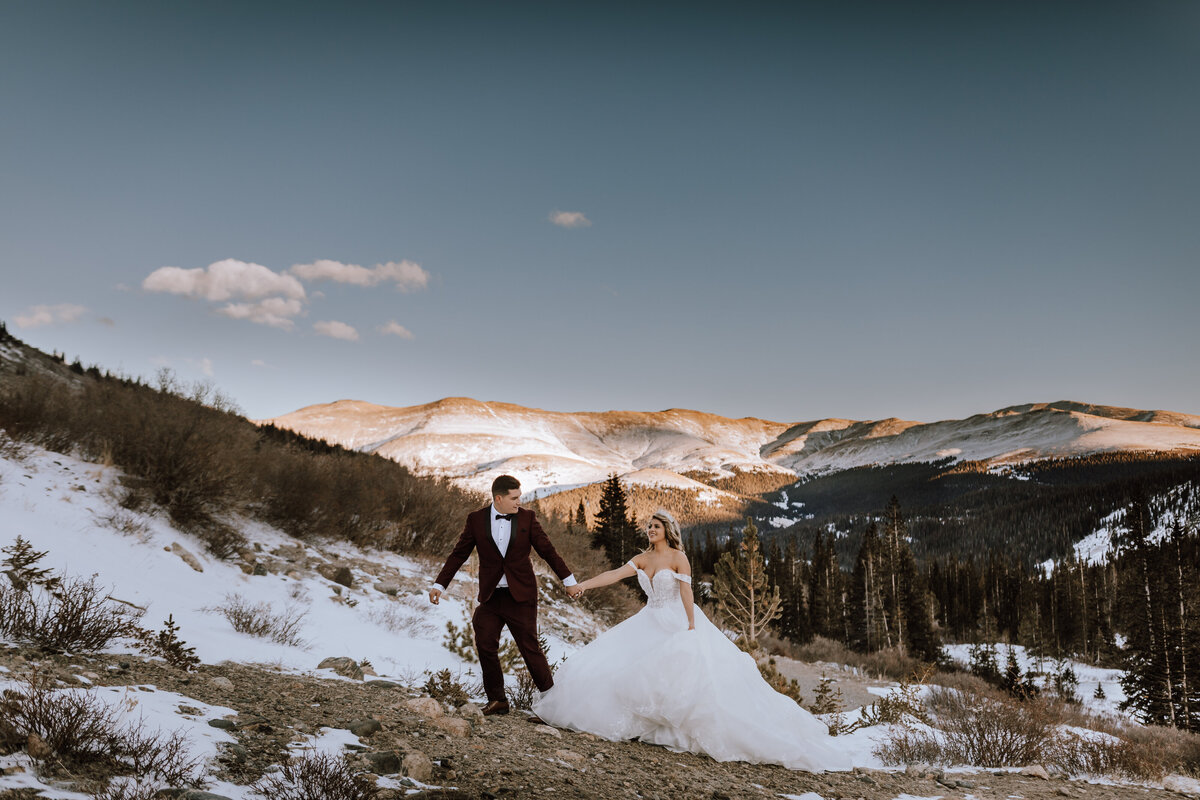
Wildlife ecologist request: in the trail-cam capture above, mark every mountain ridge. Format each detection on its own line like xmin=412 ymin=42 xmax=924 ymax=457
xmin=259 ymin=397 xmax=1200 ymax=497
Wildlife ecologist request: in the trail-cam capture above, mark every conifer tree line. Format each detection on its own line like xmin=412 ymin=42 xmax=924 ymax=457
xmin=586 ymin=477 xmax=1199 ymax=732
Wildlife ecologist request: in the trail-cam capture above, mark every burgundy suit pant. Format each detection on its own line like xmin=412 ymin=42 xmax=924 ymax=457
xmin=473 ymin=587 xmax=553 ymax=702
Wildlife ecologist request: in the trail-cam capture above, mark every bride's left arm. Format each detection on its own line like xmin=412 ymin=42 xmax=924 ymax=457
xmin=675 ymin=552 xmax=695 ymax=630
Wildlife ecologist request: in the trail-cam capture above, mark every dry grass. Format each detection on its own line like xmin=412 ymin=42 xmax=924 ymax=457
xmin=789 ymin=635 xmax=928 ymax=682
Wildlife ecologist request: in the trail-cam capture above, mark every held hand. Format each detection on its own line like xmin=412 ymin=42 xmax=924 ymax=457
xmin=566 ymin=585 xmax=585 ymax=599
xmin=429 ymin=587 xmax=442 ymax=605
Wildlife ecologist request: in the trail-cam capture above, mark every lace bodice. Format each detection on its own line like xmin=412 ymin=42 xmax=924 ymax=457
xmin=628 ymin=560 xmax=691 ymax=608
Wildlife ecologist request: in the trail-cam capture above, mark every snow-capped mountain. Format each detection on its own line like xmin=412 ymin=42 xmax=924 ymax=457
xmin=259 ymin=398 xmax=1200 ymax=496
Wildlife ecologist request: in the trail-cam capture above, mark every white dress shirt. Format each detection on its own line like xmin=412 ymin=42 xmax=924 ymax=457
xmin=431 ymin=504 xmax=576 ymax=592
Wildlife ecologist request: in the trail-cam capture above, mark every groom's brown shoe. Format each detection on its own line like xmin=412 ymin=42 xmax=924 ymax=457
xmin=481 ymin=700 xmax=510 ymax=716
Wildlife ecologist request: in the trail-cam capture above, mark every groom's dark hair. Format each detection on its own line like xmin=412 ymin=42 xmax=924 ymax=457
xmin=491 ymin=474 xmax=521 ymax=497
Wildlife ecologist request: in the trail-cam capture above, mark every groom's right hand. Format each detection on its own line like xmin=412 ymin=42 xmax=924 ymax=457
xmin=429 ymin=587 xmax=442 ymax=605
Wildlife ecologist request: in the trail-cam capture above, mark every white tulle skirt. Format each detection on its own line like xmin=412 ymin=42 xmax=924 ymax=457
xmin=532 ymin=600 xmax=850 ymax=772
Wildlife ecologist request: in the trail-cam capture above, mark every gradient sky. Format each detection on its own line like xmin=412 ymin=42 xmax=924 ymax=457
xmin=2 ymin=1 xmax=1198 ymax=424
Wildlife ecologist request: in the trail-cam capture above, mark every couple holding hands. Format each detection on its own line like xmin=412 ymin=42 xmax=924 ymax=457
xmin=429 ymin=475 xmax=847 ymax=772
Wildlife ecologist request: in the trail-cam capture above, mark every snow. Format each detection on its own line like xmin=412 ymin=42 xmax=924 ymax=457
xmin=0 ymin=440 xmax=1186 ymax=797
xmin=941 ymin=644 xmax=1128 ymax=718
xmin=0 ymin=444 xmax=603 ymax=797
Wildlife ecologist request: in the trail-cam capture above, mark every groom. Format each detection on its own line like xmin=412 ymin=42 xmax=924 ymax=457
xmin=429 ymin=474 xmax=580 ymax=715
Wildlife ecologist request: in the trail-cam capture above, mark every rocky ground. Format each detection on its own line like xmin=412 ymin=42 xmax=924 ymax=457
xmin=2 ymin=645 xmax=1195 ymax=800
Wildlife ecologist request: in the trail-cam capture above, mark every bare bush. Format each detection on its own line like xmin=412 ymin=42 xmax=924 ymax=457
xmin=510 ymin=668 xmax=540 ymax=711
xmin=1 ymin=676 xmax=205 ymax=786
xmin=368 ymin=603 xmax=435 ymax=637
xmin=875 ymin=683 xmax=1187 ymax=780
xmin=0 ymin=575 xmax=143 ymax=651
xmin=210 ymin=593 xmax=308 ymax=646
xmin=253 ymin=751 xmax=379 ymax=800
xmin=96 ymin=508 xmax=151 ymax=539
xmin=789 ymin=635 xmax=927 ymax=682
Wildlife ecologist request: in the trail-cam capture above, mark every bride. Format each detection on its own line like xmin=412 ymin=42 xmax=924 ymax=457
xmin=532 ymin=510 xmax=849 ymax=772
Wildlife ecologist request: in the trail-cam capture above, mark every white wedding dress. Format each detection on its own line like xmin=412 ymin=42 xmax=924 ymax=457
xmin=532 ymin=562 xmax=850 ymax=772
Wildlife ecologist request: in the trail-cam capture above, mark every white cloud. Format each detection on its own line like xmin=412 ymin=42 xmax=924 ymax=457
xmin=290 ymin=259 xmax=429 ymax=292
xmin=143 ymin=259 xmax=306 ymax=302
xmin=185 ymin=357 xmax=214 ymax=377
xmin=313 ymin=320 xmax=360 ymax=341
xmin=216 ymin=297 xmax=304 ymax=330
xmin=250 ymin=359 xmax=267 ymax=367
xmin=549 ymin=210 xmax=591 ymax=228
xmin=13 ymin=303 xmax=88 ymax=328
xmin=378 ymin=321 xmax=415 ymax=340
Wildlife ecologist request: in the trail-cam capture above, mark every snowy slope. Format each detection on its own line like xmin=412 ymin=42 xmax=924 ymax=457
xmin=260 ymin=398 xmax=1200 ymax=496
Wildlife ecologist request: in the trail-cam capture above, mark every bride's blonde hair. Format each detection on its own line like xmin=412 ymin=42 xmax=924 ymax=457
xmin=649 ymin=509 xmax=683 ymax=551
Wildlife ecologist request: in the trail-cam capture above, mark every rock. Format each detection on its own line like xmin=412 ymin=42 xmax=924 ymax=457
xmin=317 ymin=657 xmax=364 ymax=680
xmin=1056 ymin=789 xmax=1072 ymax=797
xmin=956 ymin=779 xmax=977 ymax=789
xmin=182 ymin=793 xmax=235 ymax=800
xmin=856 ymin=773 xmax=877 ymax=785
xmin=1164 ymin=776 xmax=1200 ymax=795
xmin=2 ymin=765 xmax=25 ymax=775
xmin=365 ymin=750 xmax=402 ymax=774
xmin=555 ymin=749 xmax=585 ymax=765
xmin=286 ymin=570 xmax=303 ymax=580
xmin=362 ymin=664 xmax=378 ymax=677
xmin=402 ymin=750 xmax=434 ymax=782
xmin=319 ymin=564 xmax=354 ymax=587
xmin=1020 ymin=764 xmax=1050 ymax=780
xmin=222 ymin=743 xmax=249 ymax=762
xmin=26 ymin=733 xmax=52 ymax=760
xmin=374 ymin=581 xmax=401 ymax=595
xmin=252 ymin=562 xmax=268 ymax=576
xmin=238 ymin=563 xmax=253 ymax=575
xmin=346 ymin=718 xmax=382 ymax=737
xmin=533 ymin=724 xmax=561 ymax=738
xmin=405 ymin=697 xmax=445 ymax=719
xmin=366 ymin=679 xmax=401 ymax=689
xmin=458 ymin=702 xmax=484 ymax=719
xmin=432 ymin=717 xmax=472 ymax=738
xmin=170 ymin=542 xmax=204 ymax=572
xmin=209 ymin=676 xmax=234 ymax=690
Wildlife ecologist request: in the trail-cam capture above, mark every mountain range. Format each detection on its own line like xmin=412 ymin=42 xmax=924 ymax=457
xmin=260 ymin=397 xmax=1200 ymax=498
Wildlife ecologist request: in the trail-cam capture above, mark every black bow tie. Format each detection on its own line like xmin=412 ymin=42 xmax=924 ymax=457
xmin=495 ymin=512 xmax=516 ymax=521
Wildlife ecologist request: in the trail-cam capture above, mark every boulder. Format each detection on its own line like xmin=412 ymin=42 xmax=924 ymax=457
xmin=346 ymin=718 xmax=382 ymax=737
xmin=405 ymin=697 xmax=444 ymax=719
xmin=365 ymin=750 xmax=402 ymax=775
xmin=533 ymin=724 xmax=561 ymax=738
xmin=209 ymin=676 xmax=234 ymax=690
xmin=432 ymin=717 xmax=472 ymax=738
xmin=318 ymin=564 xmax=354 ymax=587
xmin=1020 ymin=764 xmax=1050 ymax=780
xmin=402 ymin=750 xmax=434 ymax=782
xmin=374 ymin=581 xmax=401 ymax=595
xmin=170 ymin=542 xmax=203 ymax=573
xmin=317 ymin=657 xmax=363 ymax=680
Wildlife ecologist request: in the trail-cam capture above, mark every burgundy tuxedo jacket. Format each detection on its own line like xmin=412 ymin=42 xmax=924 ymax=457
xmin=434 ymin=506 xmax=572 ymax=603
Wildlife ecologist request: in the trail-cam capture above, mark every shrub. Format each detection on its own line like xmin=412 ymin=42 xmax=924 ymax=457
xmin=422 ymin=668 xmax=472 ymax=707
xmin=854 ymin=664 xmax=933 ymax=730
xmin=0 ymin=575 xmax=143 ymax=652
xmin=758 ymin=656 xmax=804 ymax=706
xmin=1 ymin=676 xmax=205 ymax=786
xmin=1 ymin=535 xmax=59 ymax=591
xmin=253 ymin=752 xmax=379 ymax=800
xmin=136 ymin=614 xmax=200 ymax=671
xmin=209 ymin=594 xmax=308 ymax=647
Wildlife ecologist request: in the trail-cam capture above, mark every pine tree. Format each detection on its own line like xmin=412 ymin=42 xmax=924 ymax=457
xmin=574 ymin=501 xmax=588 ymax=532
xmin=590 ymin=474 xmax=639 ymax=569
xmin=850 ymin=522 xmax=888 ymax=652
xmin=713 ymin=518 xmax=782 ymax=649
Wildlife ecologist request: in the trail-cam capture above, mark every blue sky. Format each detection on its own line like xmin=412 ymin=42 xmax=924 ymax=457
xmin=2 ymin=1 xmax=1198 ymax=423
